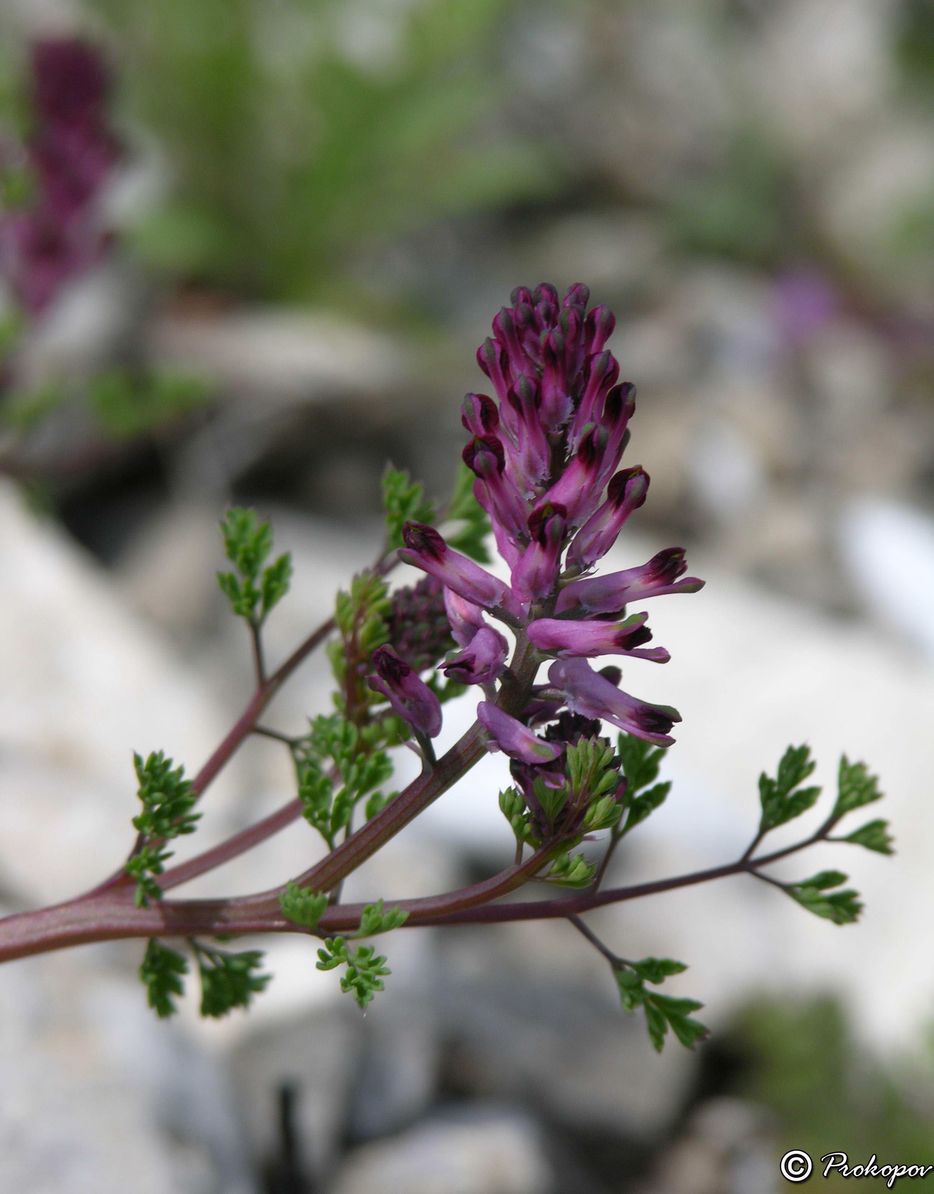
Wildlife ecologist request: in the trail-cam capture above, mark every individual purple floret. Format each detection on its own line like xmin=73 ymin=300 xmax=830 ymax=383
xmin=0 ymin=37 xmax=119 ymax=316
xmin=398 ymin=283 xmax=703 ymax=772
xmin=368 ymin=646 xmax=442 ymax=740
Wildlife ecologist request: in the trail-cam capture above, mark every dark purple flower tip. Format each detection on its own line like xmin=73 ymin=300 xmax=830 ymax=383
xmin=402 ymin=521 xmax=446 ymax=561
xmin=369 ymin=646 xmax=442 ymax=739
xmin=527 ymin=612 xmax=669 ymax=662
xmin=601 ymin=381 xmax=636 ymax=427
xmin=557 ymin=547 xmax=704 ymax=616
xmin=441 ymin=624 xmax=509 ymax=685
xmin=527 ymin=501 xmax=567 ymax=544
xmin=534 ymin=282 xmax=560 ymax=308
xmin=463 ymin=434 xmax=506 ymax=477
xmin=401 ymin=522 xmax=523 ymax=620
xmin=550 ymin=658 xmax=680 ymax=747
xmin=607 ymin=466 xmax=649 ymax=509
xmin=504 ymin=374 xmax=543 ymax=437
xmin=477 ymin=701 xmax=564 ymax=765
xmin=477 ymin=337 xmax=504 ymax=377
xmin=510 ymin=285 xmax=534 ymax=307
xmin=32 ymin=39 xmax=112 ymax=127
xmin=565 ymin=467 xmax=650 ymax=572
xmin=558 ymin=305 xmax=582 ymax=341
xmin=585 ymin=305 xmax=616 ymax=353
xmin=563 ymin=282 xmax=590 ymax=309
xmin=461 ymin=393 xmax=499 ymax=437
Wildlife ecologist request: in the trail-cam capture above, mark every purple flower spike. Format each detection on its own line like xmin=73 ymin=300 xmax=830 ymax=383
xmin=442 ymin=625 xmax=509 ymax=685
xmin=477 ymin=702 xmax=564 ymax=764
xmin=549 ymin=658 xmax=681 ymax=747
xmin=528 ymin=612 xmax=669 ymax=662
xmin=567 ymin=467 xmax=649 ymax=572
xmin=368 ymin=646 xmax=442 ymax=739
xmin=556 ymin=547 xmax=705 ymax=616
xmin=401 ymin=522 xmax=524 ymax=621
xmin=2 ymin=37 xmax=120 ymax=316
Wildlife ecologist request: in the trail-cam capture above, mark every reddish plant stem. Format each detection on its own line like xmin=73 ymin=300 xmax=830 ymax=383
xmin=87 ymin=557 xmax=398 ymax=898
xmin=0 ymin=832 xmax=822 ymax=965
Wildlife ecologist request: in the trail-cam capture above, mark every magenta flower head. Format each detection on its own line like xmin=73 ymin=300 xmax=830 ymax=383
xmin=368 ymin=646 xmax=442 ymax=740
xmin=399 ymin=283 xmax=703 ymax=790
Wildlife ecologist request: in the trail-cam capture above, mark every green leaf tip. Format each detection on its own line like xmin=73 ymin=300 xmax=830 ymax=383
xmin=843 ymin=818 xmax=895 ymax=856
xmin=193 ymin=942 xmax=271 ymax=1018
xmin=316 ymin=936 xmax=392 ymax=1009
xmin=758 ymin=743 xmax=821 ymax=832
xmin=217 ymin=507 xmax=292 ymax=624
xmin=786 ymin=872 xmax=863 ymax=926
xmin=382 ymin=465 xmax=434 ymax=550
xmin=139 ymin=939 xmax=188 ymax=1019
xmin=279 ymin=882 xmax=329 ymax=931
xmin=126 ymin=751 xmax=199 ymax=906
xmin=833 ymin=756 xmax=884 ymax=820
xmin=612 ymin=957 xmax=708 ymax=1052
xmin=356 ymin=899 xmax=409 ymax=937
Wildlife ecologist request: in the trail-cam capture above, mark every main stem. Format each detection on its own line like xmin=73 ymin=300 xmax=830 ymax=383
xmin=0 ymin=833 xmax=818 ymax=964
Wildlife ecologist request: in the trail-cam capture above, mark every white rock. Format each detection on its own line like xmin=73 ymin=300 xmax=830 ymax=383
xmin=839 ymin=497 xmax=934 ymax=659
xmin=148 ymin=308 xmax=408 ymax=407
xmin=0 ymin=946 xmax=250 ymax=1194
xmin=747 ymin=0 xmax=894 ymax=157
xmin=330 ymin=1106 xmax=555 ymax=1194
xmin=0 ymin=483 xmax=233 ymax=904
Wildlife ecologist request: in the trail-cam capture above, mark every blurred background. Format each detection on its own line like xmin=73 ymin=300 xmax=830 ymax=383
xmin=2 ymin=0 xmax=934 ymax=1191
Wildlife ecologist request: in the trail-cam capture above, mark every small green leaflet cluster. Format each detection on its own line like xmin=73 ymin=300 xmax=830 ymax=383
xmin=498 ymin=733 xmax=668 ymax=888
xmin=383 ymin=463 xmax=491 ymax=564
xmin=293 ymin=715 xmax=397 ymax=848
xmin=139 ymin=938 xmax=271 ymax=1020
xmin=125 ymin=751 xmax=199 ymax=907
xmin=279 ymin=888 xmax=408 ymax=1009
xmin=328 ymin=570 xmax=393 ymax=716
xmin=140 ymin=938 xmax=188 ymax=1019
xmin=217 ymin=507 xmax=292 ymax=626
xmin=615 ymin=734 xmax=671 ymax=834
xmin=279 ymin=881 xmax=329 ymax=931
xmin=756 ymin=747 xmax=892 ymax=926
xmin=758 ymin=743 xmax=821 ymax=831
xmin=613 ymin=957 xmax=708 ymax=1052
xmin=382 ymin=466 xmax=435 ymax=550
xmin=193 ymin=941 xmax=271 ymax=1017
xmin=316 ymin=939 xmax=392 ymax=1010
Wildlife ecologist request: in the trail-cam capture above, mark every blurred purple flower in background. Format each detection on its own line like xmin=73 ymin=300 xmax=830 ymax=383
xmin=0 ymin=37 xmax=120 ymax=317
xmin=773 ymin=268 xmax=839 ymax=348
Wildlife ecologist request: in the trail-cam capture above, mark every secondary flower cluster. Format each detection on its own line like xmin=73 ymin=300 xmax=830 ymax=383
xmin=372 ymin=283 xmax=702 ymax=780
xmin=0 ymin=38 xmax=119 ymax=316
